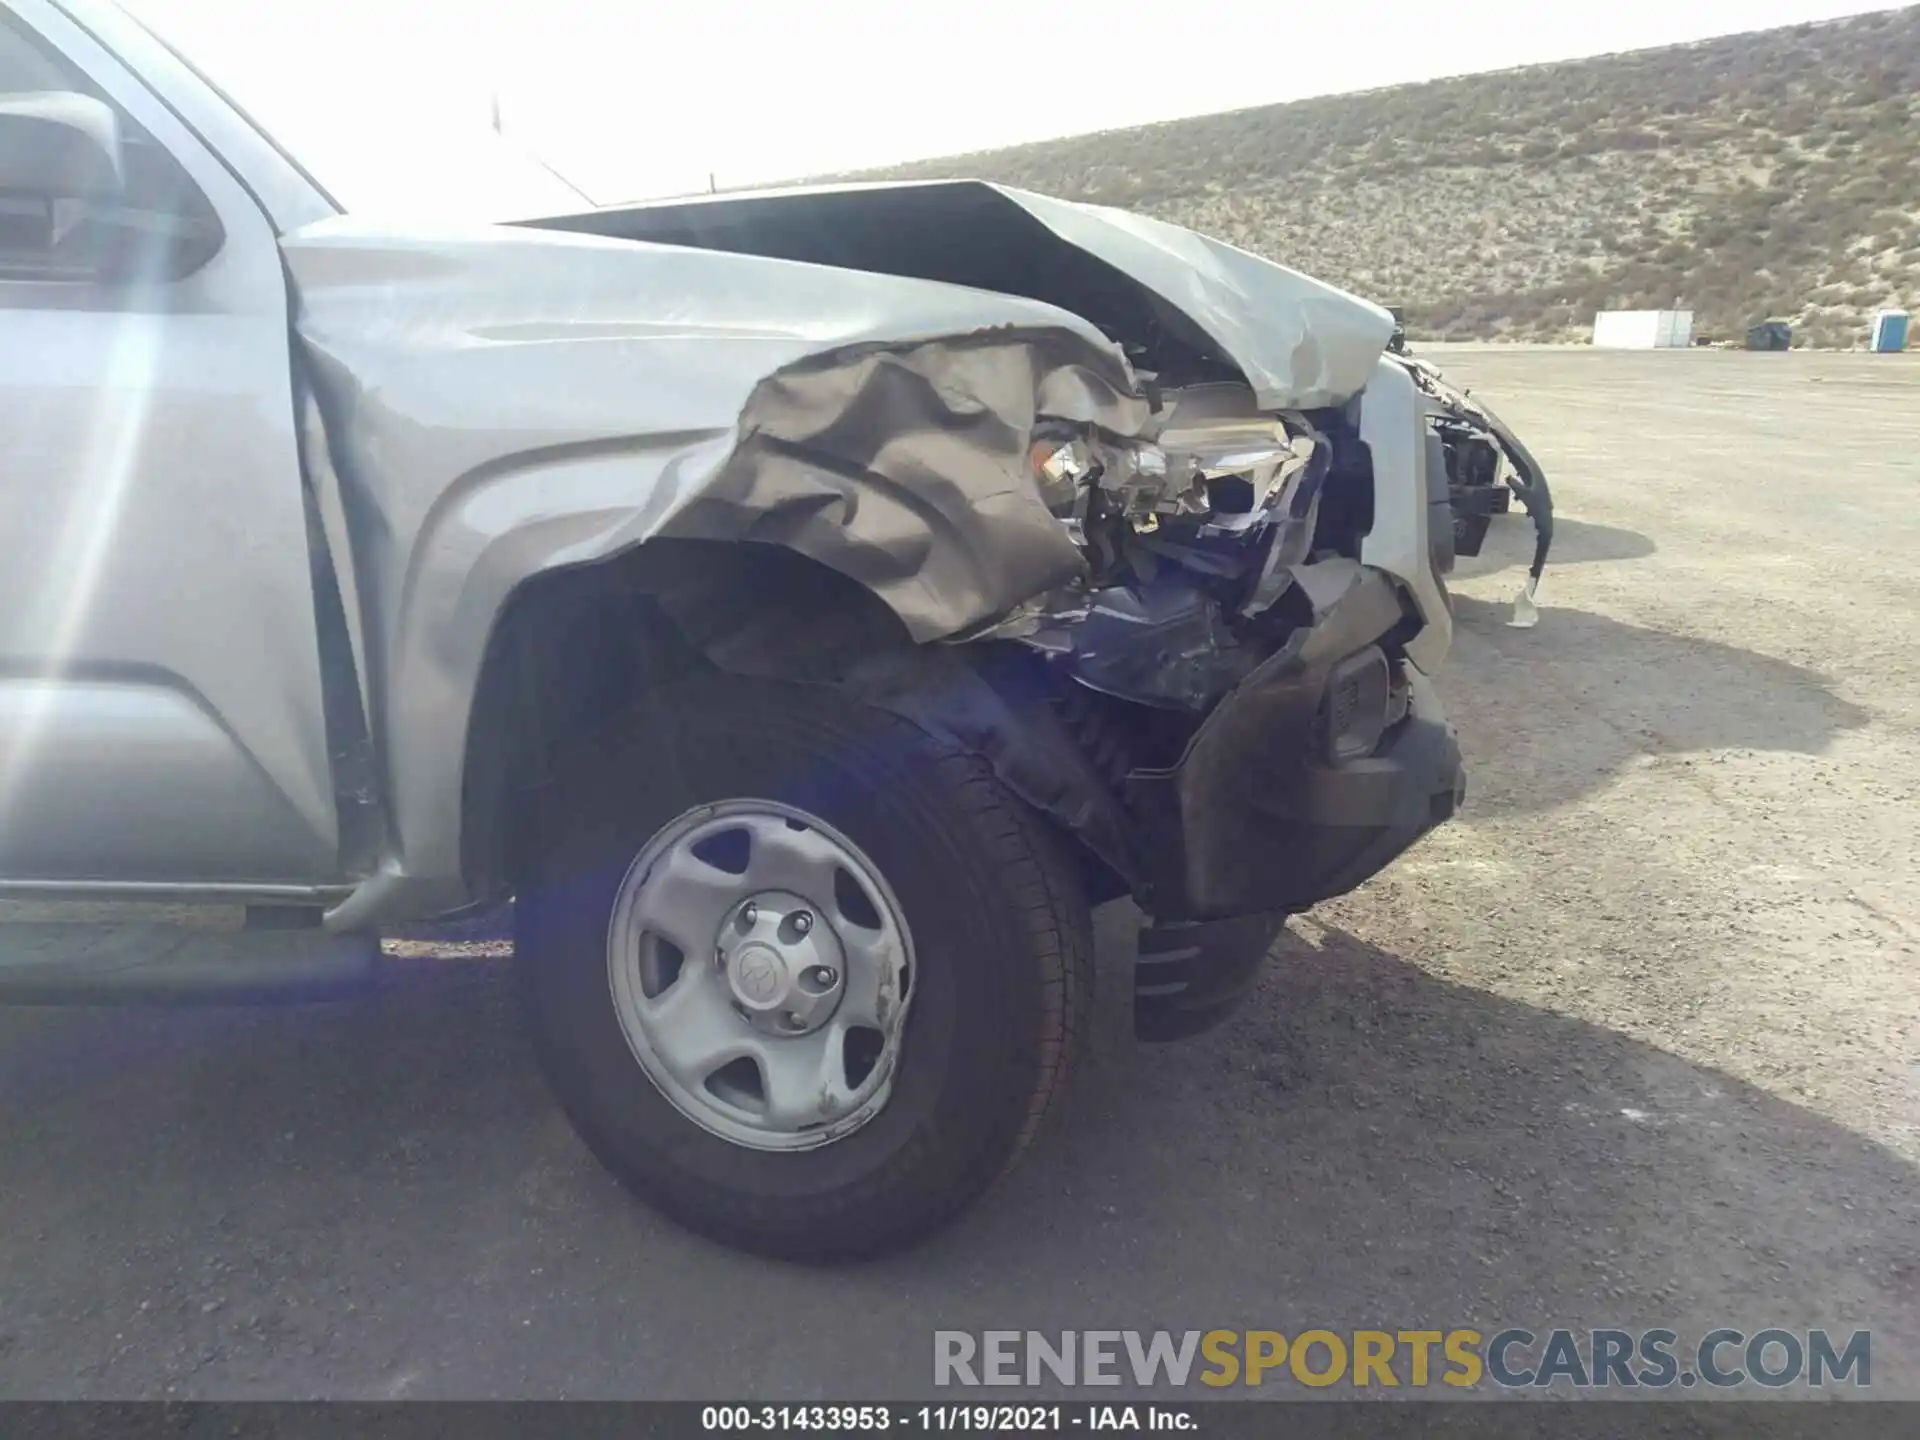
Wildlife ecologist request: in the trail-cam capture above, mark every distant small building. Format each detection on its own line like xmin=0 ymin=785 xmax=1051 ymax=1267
xmin=1746 ymin=320 xmax=1793 ymax=351
xmin=1593 ymin=309 xmax=1694 ymax=348
xmin=1871 ymin=310 xmax=1908 ymax=353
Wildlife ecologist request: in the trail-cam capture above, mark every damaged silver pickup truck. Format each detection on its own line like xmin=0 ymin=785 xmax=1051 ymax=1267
xmin=1 ymin=0 xmax=1471 ymax=1258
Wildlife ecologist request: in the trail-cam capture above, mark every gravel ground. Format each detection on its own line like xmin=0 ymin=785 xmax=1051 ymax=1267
xmin=0 ymin=349 xmax=1915 ymax=1401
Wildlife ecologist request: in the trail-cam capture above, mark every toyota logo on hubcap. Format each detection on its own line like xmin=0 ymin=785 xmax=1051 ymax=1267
xmin=734 ymin=950 xmax=782 ymax=1004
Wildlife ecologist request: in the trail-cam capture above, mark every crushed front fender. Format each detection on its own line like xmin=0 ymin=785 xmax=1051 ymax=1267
xmin=282 ymin=217 xmax=1153 ymax=896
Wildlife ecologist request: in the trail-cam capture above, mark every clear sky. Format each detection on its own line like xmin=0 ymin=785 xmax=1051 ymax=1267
xmin=121 ymin=0 xmax=1908 ymax=216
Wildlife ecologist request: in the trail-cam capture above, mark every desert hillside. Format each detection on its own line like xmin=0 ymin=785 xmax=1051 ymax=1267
xmin=848 ymin=7 xmax=1920 ymax=347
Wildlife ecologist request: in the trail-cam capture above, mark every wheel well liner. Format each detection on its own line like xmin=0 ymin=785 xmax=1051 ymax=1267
xmin=460 ymin=539 xmax=1136 ymax=907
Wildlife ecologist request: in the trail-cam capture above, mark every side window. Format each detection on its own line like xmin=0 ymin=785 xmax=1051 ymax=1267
xmin=0 ymin=10 xmax=67 ymax=88
xmin=0 ymin=13 xmax=222 ymax=282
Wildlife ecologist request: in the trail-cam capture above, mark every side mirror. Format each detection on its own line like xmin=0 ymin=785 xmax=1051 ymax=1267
xmin=0 ymin=90 xmax=123 ymax=199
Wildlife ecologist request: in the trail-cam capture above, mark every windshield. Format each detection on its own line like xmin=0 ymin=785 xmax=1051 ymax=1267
xmin=117 ymin=0 xmax=592 ymax=222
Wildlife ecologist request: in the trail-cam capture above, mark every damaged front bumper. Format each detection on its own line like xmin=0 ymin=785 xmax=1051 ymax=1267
xmin=1123 ymin=567 xmax=1463 ymax=920
xmin=1394 ymin=351 xmax=1554 ymax=576
xmin=641 ymin=350 xmax=1470 ymax=930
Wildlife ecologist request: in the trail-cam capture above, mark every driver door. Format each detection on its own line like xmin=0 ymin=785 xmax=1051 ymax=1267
xmin=0 ymin=1 xmax=341 ymax=891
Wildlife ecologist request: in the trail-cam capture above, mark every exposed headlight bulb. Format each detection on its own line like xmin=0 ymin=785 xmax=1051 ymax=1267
xmin=1028 ymin=435 xmax=1095 ymax=513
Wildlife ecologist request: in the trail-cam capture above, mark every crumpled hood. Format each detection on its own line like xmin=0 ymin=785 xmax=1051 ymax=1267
xmin=521 ymin=180 xmax=1395 ymax=413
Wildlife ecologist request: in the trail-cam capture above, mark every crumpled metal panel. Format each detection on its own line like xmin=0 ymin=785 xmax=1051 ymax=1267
xmin=281 ymin=217 xmax=1150 ymax=895
xmin=524 ymin=180 xmax=1396 ymax=413
xmin=674 ymin=332 xmax=1151 ymax=641
xmin=995 ymin=187 xmax=1397 ymax=412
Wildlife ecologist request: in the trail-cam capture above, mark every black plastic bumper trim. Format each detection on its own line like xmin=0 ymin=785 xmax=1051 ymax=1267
xmin=1133 ymin=911 xmax=1285 ymax=1042
xmin=1450 ymin=483 xmax=1513 ymax=516
xmin=1125 ymin=571 xmax=1465 ymax=920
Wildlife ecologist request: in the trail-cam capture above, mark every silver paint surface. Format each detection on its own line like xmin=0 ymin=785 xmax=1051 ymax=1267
xmin=0 ymin=0 xmax=338 ymax=887
xmin=988 ymin=184 xmax=1398 ymax=411
xmin=283 ymin=220 xmax=1151 ymax=895
xmin=532 ymin=179 xmax=1398 ymax=415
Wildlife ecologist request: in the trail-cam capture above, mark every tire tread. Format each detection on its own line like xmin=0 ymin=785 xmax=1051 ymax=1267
xmin=516 ymin=676 xmax=1092 ymax=1260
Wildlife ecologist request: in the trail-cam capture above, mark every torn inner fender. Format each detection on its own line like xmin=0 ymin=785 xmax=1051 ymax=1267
xmin=658 ymin=330 xmax=1370 ymax=708
xmin=653 ymin=327 xmax=1153 ymax=644
xmin=640 ymin=325 xmax=1407 ymax=908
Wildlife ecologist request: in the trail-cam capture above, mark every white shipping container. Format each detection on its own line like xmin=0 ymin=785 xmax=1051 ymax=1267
xmin=1593 ymin=310 xmax=1694 ymax=349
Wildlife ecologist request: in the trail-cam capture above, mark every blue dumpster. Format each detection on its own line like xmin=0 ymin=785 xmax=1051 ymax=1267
xmin=1872 ymin=310 xmax=1909 ymax=353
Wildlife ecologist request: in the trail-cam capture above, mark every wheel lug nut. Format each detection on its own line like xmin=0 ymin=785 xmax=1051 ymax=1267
xmin=791 ymin=911 xmax=812 ymax=936
xmin=811 ymin=966 xmax=837 ymax=986
xmin=739 ymin=901 xmax=758 ymax=927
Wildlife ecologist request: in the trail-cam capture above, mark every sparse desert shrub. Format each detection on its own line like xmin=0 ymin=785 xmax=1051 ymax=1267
xmin=842 ymin=5 xmax=1920 ymax=347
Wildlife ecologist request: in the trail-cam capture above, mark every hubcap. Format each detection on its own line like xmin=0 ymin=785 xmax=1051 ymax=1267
xmin=606 ymin=800 xmax=915 ymax=1152
xmin=717 ymin=891 xmax=844 ymax=1035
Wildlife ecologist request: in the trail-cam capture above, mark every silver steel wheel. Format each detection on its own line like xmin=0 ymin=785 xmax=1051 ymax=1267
xmin=605 ymin=798 xmax=916 ymax=1152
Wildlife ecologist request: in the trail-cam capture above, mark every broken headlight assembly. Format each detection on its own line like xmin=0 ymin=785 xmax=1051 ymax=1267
xmin=1027 ymin=426 xmax=1206 ymax=542
xmin=990 ymin=402 xmax=1388 ymax=726
xmin=1024 ymin=408 xmax=1325 ymax=578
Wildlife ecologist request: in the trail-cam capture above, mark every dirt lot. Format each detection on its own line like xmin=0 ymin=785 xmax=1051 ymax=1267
xmin=0 ymin=349 xmax=1915 ymax=1401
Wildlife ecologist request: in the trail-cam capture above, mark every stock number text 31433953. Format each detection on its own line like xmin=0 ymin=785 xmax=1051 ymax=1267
xmin=701 ymin=1406 xmax=1086 ymax=1431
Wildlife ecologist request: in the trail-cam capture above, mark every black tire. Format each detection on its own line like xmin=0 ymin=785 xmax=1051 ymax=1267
xmin=515 ymin=673 xmax=1093 ymax=1260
